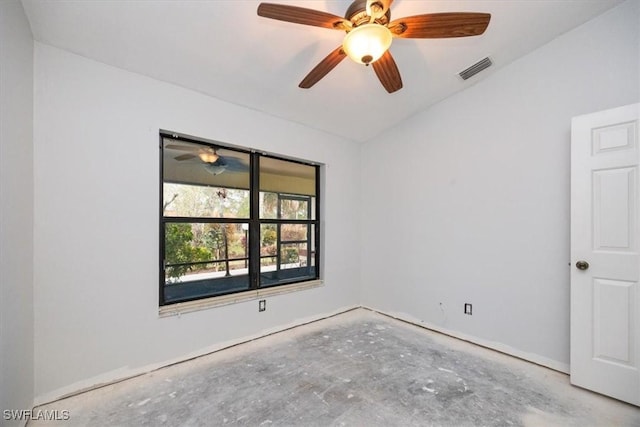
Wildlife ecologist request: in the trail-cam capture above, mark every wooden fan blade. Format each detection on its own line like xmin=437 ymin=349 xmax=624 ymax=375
xmin=372 ymin=50 xmax=402 ymax=93
xmin=165 ymin=144 xmax=197 ymax=152
xmin=299 ymin=46 xmax=347 ymax=89
xmin=366 ymin=0 xmax=393 ymax=20
xmin=257 ymin=3 xmax=350 ymax=31
xmin=174 ymin=154 xmax=196 ymax=161
xmin=389 ymin=12 xmax=491 ymax=38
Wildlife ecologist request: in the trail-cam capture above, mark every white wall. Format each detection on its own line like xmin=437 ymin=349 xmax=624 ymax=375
xmin=361 ymin=0 xmax=640 ymax=371
xmin=33 ymin=44 xmax=361 ymax=402
xmin=0 ymin=0 xmax=35 ymax=423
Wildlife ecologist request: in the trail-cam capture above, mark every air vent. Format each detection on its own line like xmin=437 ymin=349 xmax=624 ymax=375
xmin=458 ymin=57 xmax=493 ymax=80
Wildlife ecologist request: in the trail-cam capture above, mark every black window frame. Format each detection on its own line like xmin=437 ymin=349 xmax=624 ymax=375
xmin=159 ymin=132 xmax=321 ymax=306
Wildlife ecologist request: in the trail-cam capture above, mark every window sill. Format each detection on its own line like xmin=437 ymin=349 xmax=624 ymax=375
xmin=159 ymin=279 xmax=323 ymax=317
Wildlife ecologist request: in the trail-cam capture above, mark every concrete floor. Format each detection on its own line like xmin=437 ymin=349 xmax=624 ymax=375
xmin=30 ymin=309 xmax=640 ymax=426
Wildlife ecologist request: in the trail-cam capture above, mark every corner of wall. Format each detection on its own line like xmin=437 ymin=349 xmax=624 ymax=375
xmin=0 ymin=0 xmax=35 ymax=424
xmin=358 ymin=0 xmax=639 ymax=370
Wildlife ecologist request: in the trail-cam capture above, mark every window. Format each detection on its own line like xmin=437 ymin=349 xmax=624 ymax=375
xmin=160 ymin=133 xmax=320 ymax=305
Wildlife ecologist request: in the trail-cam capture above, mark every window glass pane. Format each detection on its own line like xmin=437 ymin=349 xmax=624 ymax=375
xmin=260 ymin=223 xmax=277 ymax=259
xmin=163 ymin=222 xmax=249 ymax=303
xmin=260 ymin=224 xmax=316 ymax=288
xmin=281 ymin=242 xmax=306 ymax=267
xmin=280 ymin=196 xmax=311 ymax=220
xmin=259 ymin=192 xmax=278 ymax=219
xmin=259 ymin=157 xmax=316 ymax=219
xmin=260 ymin=192 xmax=316 ymax=220
xmin=164 ymin=184 xmax=249 ymax=218
xmin=163 ymin=138 xmax=250 ymax=201
xmin=281 ymin=223 xmax=308 ymax=242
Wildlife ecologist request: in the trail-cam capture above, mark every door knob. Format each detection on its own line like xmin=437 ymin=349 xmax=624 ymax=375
xmin=576 ymin=260 xmax=589 ymax=270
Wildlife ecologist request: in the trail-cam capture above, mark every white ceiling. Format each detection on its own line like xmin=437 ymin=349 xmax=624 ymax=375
xmin=22 ymin=0 xmax=624 ymax=142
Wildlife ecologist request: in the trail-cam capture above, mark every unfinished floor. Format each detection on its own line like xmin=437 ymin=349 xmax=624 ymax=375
xmin=30 ymin=309 xmax=640 ymax=426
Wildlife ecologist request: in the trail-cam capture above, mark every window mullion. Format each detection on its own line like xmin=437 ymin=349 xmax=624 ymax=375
xmin=249 ymin=153 xmax=260 ymax=290
xmin=276 ymin=194 xmax=282 ymax=273
xmin=315 ymin=165 xmax=321 ymax=278
xmin=159 ymin=135 xmax=166 ymax=306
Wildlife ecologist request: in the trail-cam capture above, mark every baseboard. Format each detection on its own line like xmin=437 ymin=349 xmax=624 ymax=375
xmin=33 ymin=304 xmax=360 ymax=407
xmin=363 ymin=306 xmax=570 ymax=374
xmin=34 ymin=303 xmax=569 ymax=406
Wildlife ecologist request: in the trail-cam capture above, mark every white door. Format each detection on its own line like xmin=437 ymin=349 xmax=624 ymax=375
xmin=571 ymin=103 xmax=640 ymax=406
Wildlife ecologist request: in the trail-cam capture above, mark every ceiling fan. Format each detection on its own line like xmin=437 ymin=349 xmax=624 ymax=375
xmin=165 ymin=144 xmax=249 ymax=176
xmin=257 ymin=0 xmax=491 ymax=93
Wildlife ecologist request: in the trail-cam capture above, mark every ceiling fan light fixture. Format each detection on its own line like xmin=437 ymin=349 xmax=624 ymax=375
xmin=342 ymin=23 xmax=392 ymax=65
xmin=199 ymin=152 xmax=219 ymax=163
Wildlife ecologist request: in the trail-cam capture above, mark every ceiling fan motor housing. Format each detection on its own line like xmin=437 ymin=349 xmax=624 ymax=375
xmin=345 ymin=0 xmax=391 ymax=27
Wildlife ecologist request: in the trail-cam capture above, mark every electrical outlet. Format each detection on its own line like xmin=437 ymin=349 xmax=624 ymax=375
xmin=464 ymin=303 xmax=472 ymax=315
xmin=258 ymin=299 xmax=266 ymax=312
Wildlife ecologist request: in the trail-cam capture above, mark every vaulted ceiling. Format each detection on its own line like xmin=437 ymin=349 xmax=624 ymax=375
xmin=22 ymin=0 xmax=624 ymax=142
